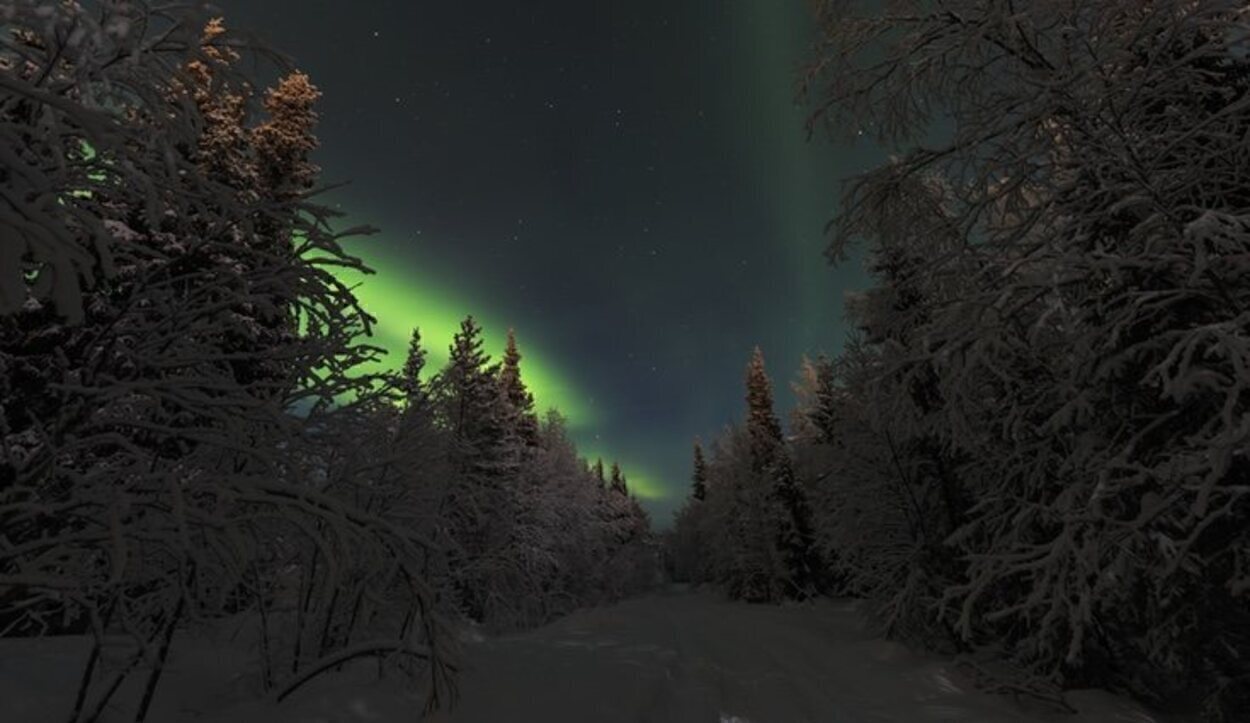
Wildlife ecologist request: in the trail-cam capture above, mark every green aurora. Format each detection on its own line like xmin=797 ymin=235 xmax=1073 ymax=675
xmin=210 ymin=0 xmax=868 ymax=520
xmin=331 ymin=240 xmax=668 ymax=502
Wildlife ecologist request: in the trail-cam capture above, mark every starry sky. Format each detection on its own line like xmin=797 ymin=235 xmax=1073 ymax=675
xmin=212 ymin=0 xmax=881 ymax=524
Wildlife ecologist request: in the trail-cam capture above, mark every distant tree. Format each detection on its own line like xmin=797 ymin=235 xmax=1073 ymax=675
xmin=499 ymin=329 xmax=540 ymax=447
xmin=791 ymin=354 xmax=839 ymax=444
xmin=609 ymin=462 xmax=628 ymax=496
xmin=428 ymin=316 xmax=514 ymax=619
xmin=691 ymin=441 xmax=708 ymax=501
xmin=745 ymin=347 xmax=823 ymax=599
xmin=434 ymin=316 xmax=509 ymax=472
xmin=401 ymin=328 xmax=428 ymax=405
xmin=592 ymin=458 xmax=606 ymax=486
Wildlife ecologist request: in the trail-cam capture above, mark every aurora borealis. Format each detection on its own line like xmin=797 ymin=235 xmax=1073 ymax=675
xmin=213 ymin=0 xmax=881 ymax=522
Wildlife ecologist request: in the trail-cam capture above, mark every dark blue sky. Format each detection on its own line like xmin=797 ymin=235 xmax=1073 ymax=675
xmin=213 ymin=0 xmax=880 ymax=524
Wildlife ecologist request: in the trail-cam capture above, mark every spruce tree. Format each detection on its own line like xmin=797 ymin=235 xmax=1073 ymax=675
xmin=434 ymin=316 xmax=512 ymax=479
xmin=440 ymin=318 xmax=491 ymax=432
xmin=745 ymin=347 xmax=785 ymax=473
xmin=808 ymin=355 xmax=839 ymax=444
xmin=691 ymin=441 xmax=708 ymax=501
xmin=498 ymin=329 xmax=540 ymax=447
xmin=430 ymin=316 xmax=514 ymax=621
xmin=791 ymin=355 xmax=839 ymax=444
xmin=745 ymin=347 xmax=822 ymax=599
xmin=609 ymin=462 xmax=628 ymax=496
xmin=592 ymin=458 xmax=605 ymax=487
xmin=401 ymin=328 xmax=428 ymax=405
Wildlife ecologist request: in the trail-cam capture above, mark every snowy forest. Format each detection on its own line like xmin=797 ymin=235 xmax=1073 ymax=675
xmin=670 ymin=1 xmax=1250 ymax=721
xmin=3 ymin=0 xmax=1250 ymax=722
xmin=0 ymin=3 xmax=654 ymax=721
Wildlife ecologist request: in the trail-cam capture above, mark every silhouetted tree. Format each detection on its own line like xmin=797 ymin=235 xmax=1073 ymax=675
xmin=401 ymin=328 xmax=429 ymax=405
xmin=691 ymin=442 xmax=708 ymax=501
xmin=745 ymin=348 xmax=823 ymax=599
xmin=609 ymin=462 xmax=628 ymax=496
xmin=499 ymin=329 xmax=540 ymax=447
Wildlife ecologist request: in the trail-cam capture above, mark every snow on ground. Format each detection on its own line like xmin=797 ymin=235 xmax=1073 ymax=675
xmin=1 ymin=588 xmax=1188 ymax=723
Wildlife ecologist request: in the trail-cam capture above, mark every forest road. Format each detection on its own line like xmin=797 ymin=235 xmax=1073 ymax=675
xmin=437 ymin=587 xmax=1167 ymax=723
xmin=0 ymin=587 xmax=1178 ymax=723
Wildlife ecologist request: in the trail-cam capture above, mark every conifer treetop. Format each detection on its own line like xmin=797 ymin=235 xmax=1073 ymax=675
xmin=401 ymin=328 xmax=427 ymax=400
xmin=252 ymin=70 xmax=321 ymax=198
xmin=691 ymin=441 xmax=708 ymax=501
xmin=500 ymin=328 xmax=535 ymax=414
xmin=449 ymin=316 xmax=488 ymax=367
xmin=745 ymin=346 xmax=785 ymax=472
xmin=609 ymin=461 xmax=628 ymax=496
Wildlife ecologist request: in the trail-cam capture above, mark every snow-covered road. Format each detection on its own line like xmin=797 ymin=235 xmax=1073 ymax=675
xmin=440 ymin=588 xmax=1173 ymax=723
xmin=1 ymin=588 xmax=1183 ymax=723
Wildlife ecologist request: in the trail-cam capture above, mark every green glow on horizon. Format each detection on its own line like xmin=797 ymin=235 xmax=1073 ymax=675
xmin=580 ymin=447 xmax=668 ymax=501
xmin=328 ymin=245 xmax=672 ymax=501
xmin=318 ymin=220 xmax=673 ymax=503
xmin=617 ymin=470 xmax=667 ymax=501
xmin=329 ymin=245 xmax=596 ymax=428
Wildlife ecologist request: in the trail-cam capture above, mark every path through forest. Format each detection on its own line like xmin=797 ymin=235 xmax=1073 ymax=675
xmin=1 ymin=588 xmax=1180 ymax=723
xmin=439 ymin=587 xmax=1171 ymax=723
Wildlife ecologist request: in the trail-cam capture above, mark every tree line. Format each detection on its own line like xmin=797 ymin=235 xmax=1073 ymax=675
xmin=0 ymin=4 xmax=653 ymax=721
xmin=670 ymin=1 xmax=1250 ymax=720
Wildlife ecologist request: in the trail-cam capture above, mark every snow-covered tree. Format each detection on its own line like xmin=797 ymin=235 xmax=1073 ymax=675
xmin=745 ymin=348 xmax=824 ymax=599
xmin=791 ymin=354 xmax=839 ymax=445
xmin=0 ymin=5 xmax=455 ymax=720
xmin=691 ymin=441 xmax=708 ymax=502
xmin=417 ymin=321 xmax=656 ymax=629
xmin=499 ymin=329 xmax=540 ymax=448
xmin=805 ymin=0 xmax=1250 ymax=716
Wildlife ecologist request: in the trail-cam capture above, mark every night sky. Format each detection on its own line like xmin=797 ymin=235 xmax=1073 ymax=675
xmin=212 ymin=0 xmax=880 ymax=524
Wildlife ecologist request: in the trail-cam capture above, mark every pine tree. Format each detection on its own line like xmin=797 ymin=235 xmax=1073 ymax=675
xmin=609 ymin=462 xmax=628 ymax=496
xmin=691 ymin=441 xmax=708 ymax=501
xmin=745 ymin=347 xmax=822 ymax=598
xmin=251 ymin=71 xmax=321 ymax=201
xmin=430 ymin=317 xmax=515 ymax=621
xmin=808 ymin=356 xmax=839 ymax=444
xmin=401 ymin=328 xmax=428 ymax=405
xmin=592 ymin=458 xmax=605 ymax=487
xmin=186 ymin=18 xmax=254 ymax=192
xmin=182 ymin=19 xmax=324 ymax=395
xmin=437 ymin=317 xmax=516 ymax=474
xmin=396 ymin=328 xmax=438 ymax=447
xmin=745 ymin=347 xmax=785 ymax=473
xmin=498 ymin=329 xmax=540 ymax=447
xmin=430 ymin=316 xmax=519 ymax=492
xmin=791 ymin=355 xmax=839 ymax=444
